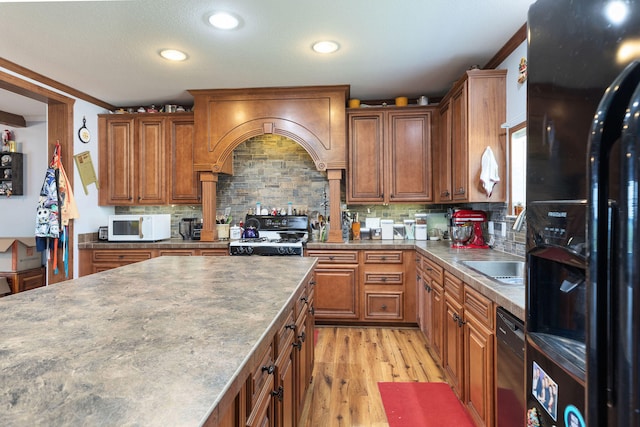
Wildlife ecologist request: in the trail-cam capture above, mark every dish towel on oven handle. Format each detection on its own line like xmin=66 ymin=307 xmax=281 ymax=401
xmin=480 ymin=146 xmax=500 ymax=197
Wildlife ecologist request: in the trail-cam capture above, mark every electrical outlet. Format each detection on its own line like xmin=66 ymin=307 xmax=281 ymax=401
xmin=488 ymin=221 xmax=494 ymax=235
xmin=500 ymin=222 xmax=507 ymax=237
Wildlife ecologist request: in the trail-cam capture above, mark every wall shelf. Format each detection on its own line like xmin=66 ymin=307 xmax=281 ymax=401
xmin=0 ymin=152 xmax=23 ymax=196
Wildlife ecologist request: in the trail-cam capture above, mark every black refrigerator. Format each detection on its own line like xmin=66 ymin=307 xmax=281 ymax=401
xmin=526 ymin=1 xmax=640 ymax=426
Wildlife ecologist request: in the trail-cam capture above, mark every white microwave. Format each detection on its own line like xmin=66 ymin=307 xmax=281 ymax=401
xmin=108 ymin=214 xmax=171 ymax=242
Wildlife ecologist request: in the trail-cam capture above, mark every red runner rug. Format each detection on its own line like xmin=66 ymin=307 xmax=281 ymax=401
xmin=378 ymin=382 xmax=475 ymax=427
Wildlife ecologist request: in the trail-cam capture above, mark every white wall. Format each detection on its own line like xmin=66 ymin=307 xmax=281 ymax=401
xmin=0 ymin=119 xmax=48 ymax=237
xmin=71 ymin=100 xmax=113 ymax=277
xmin=500 ymin=41 xmax=527 ymax=127
xmin=0 ymin=67 xmax=113 ymax=279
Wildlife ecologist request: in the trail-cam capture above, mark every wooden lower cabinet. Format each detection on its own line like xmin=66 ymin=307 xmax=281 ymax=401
xmin=207 ymin=274 xmax=315 ymax=427
xmin=437 ymin=269 xmax=495 ymax=427
xmin=307 ymin=250 xmax=359 ymax=321
xmin=417 ymin=254 xmax=444 ymax=362
xmin=0 ymin=266 xmax=46 ymax=294
xmin=443 ymin=282 xmax=465 ymax=398
xmin=79 ymin=247 xmax=228 ymax=276
xmin=465 ymin=310 xmax=494 ymax=427
xmin=307 ymin=248 xmax=415 ymax=324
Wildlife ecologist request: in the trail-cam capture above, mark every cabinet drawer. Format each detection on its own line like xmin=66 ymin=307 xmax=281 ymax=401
xmin=91 ymin=250 xmax=154 ymax=263
xmin=422 ymin=257 xmax=443 ymax=283
xmin=249 ymin=343 xmax=275 ymax=408
xmin=444 ymin=271 xmax=463 ymax=302
xmin=275 ymin=310 xmax=296 ymax=359
xmin=20 ymin=270 xmax=46 ymax=292
xmin=363 ymin=250 xmax=403 ymax=264
xmin=157 ymin=250 xmax=194 ymax=256
xmin=464 ymin=285 xmax=494 ymax=329
xmin=307 ymin=250 xmax=358 ymax=264
xmin=363 ymin=270 xmax=404 ymax=285
xmin=295 ymin=283 xmax=311 ymax=319
xmin=364 ymin=291 xmax=403 ymax=320
xmin=198 ymin=249 xmax=229 ymax=256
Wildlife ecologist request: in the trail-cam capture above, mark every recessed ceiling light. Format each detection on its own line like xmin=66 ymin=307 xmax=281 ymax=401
xmin=209 ymin=12 xmax=240 ymax=30
xmin=312 ymin=40 xmax=340 ymax=54
xmin=160 ymin=49 xmax=188 ymax=61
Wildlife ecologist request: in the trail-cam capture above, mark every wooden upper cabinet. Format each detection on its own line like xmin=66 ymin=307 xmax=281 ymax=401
xmin=347 ymin=107 xmax=434 ymax=204
xmin=99 ymin=113 xmax=199 ymax=206
xmin=388 ymin=110 xmax=433 ymax=202
xmin=137 ymin=117 xmax=166 ymax=204
xmin=450 ymin=85 xmax=468 ymax=202
xmin=99 ymin=117 xmax=136 ymax=205
xmin=167 ymin=116 xmax=200 ymax=204
xmin=436 ymin=69 xmax=507 ymax=203
xmin=347 ymin=112 xmax=384 ymax=202
xmin=437 ymin=101 xmax=453 ymax=202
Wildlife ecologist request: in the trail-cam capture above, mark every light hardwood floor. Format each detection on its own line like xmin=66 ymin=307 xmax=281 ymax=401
xmin=299 ymin=326 xmax=447 ymax=427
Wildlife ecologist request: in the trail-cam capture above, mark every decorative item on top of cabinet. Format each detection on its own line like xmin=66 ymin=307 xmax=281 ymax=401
xmin=0 ymin=152 xmax=23 ymax=196
xmin=436 ymin=69 xmax=507 ymax=203
xmin=98 ymin=112 xmax=199 ymax=206
xmin=347 ymin=106 xmax=435 ymax=204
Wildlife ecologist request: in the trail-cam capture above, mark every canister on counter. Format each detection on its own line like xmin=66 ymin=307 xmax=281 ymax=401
xmin=404 ymin=219 xmax=415 ymax=240
xmin=415 ymin=224 xmax=428 ymax=240
xmin=372 ymin=228 xmax=382 ymax=240
xmin=360 ymin=227 xmax=371 ymax=240
xmin=381 ymin=220 xmax=394 ymax=240
xmin=393 ymin=224 xmax=405 ymax=239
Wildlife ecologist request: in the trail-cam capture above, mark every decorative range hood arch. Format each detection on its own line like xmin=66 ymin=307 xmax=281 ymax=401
xmin=189 ymin=85 xmax=349 ymax=243
xmin=211 ymin=117 xmax=329 ymax=172
xmin=190 ymin=85 xmax=349 ymax=174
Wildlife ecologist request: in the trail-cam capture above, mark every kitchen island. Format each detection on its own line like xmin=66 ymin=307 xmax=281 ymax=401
xmin=0 ymin=256 xmax=317 ymax=426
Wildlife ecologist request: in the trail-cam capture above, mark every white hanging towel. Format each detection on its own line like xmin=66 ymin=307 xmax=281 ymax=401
xmin=480 ymin=146 xmax=500 ymax=197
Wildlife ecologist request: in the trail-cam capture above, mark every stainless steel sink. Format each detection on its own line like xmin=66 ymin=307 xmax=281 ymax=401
xmin=461 ymin=260 xmax=525 ymax=285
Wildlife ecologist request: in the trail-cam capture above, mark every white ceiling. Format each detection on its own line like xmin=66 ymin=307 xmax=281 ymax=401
xmin=0 ymin=0 xmax=534 ymax=118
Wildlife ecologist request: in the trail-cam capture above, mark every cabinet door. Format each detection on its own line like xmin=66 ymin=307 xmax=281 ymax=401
xmin=347 ymin=112 xmax=384 ymax=203
xmin=430 ymin=282 xmax=444 ymax=362
xmin=451 ymin=83 xmax=468 ymax=201
xmin=443 ymin=294 xmax=464 ymax=399
xmin=437 ymin=100 xmax=453 ymax=202
xmin=137 ymin=117 xmax=166 ymax=204
xmin=99 ymin=117 xmax=135 ymax=205
xmin=417 ymin=270 xmax=427 ymax=334
xmin=465 ymin=312 xmax=495 ymax=427
xmin=387 ymin=111 xmax=433 ymax=202
xmin=293 ymin=310 xmax=308 ymax=420
xmin=276 ymin=330 xmax=295 ymax=427
xmin=168 ymin=117 xmax=200 ymax=204
xmin=314 ymin=264 xmax=359 ymax=320
xmin=418 ymin=270 xmax=433 ymax=342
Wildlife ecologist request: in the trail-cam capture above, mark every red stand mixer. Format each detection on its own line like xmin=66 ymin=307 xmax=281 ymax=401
xmin=449 ymin=209 xmax=489 ymax=249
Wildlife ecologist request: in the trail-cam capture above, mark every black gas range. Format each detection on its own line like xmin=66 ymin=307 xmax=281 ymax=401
xmin=229 ymin=215 xmax=309 ymax=256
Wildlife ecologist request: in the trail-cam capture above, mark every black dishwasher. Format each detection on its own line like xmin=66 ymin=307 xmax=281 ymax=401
xmin=496 ymin=307 xmax=525 ymax=427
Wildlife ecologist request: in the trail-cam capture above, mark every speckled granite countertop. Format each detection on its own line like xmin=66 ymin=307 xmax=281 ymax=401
xmin=78 ymin=238 xmax=525 ymax=319
xmin=307 ymin=240 xmax=525 ymax=320
xmin=0 ymin=256 xmax=317 ymax=426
